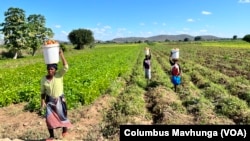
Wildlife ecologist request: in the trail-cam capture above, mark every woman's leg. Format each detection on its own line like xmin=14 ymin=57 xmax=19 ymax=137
xmin=48 ymin=128 xmax=54 ymax=138
xmin=62 ymin=127 xmax=67 ymax=133
xmin=62 ymin=127 xmax=68 ymax=137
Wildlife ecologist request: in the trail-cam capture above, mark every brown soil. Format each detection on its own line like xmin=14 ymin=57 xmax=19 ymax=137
xmin=0 ymin=94 xmax=112 ymax=141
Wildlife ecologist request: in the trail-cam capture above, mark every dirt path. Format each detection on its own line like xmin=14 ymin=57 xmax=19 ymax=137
xmin=0 ymin=94 xmax=113 ymax=141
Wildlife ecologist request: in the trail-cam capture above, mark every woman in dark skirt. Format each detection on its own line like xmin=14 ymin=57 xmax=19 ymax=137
xmin=143 ymin=52 xmax=152 ymax=85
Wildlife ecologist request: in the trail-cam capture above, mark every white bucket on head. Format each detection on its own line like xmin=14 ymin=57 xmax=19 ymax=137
xmin=43 ymin=44 xmax=60 ymax=64
xmin=171 ymin=48 xmax=179 ymax=59
xmin=145 ymin=47 xmax=150 ymax=55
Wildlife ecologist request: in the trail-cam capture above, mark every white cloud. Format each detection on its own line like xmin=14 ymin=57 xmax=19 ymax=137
xmin=158 ymin=30 xmax=168 ymax=34
xmin=187 ymin=18 xmax=194 ymax=22
xmin=54 ymin=30 xmax=69 ymax=41
xmin=92 ymin=28 xmax=106 ymax=34
xmin=139 ymin=22 xmax=145 ymax=26
xmin=200 ymin=29 xmax=207 ymax=33
xmin=61 ymin=31 xmax=68 ymax=35
xmin=113 ymin=28 xmax=129 ymax=38
xmin=89 ymin=25 xmax=115 ymax=40
xmin=202 ymin=11 xmax=212 ymax=15
xmin=137 ymin=31 xmax=153 ymax=37
xmin=176 ymin=30 xmax=187 ymax=34
xmin=127 ymin=31 xmax=133 ymax=34
xmin=104 ymin=25 xmax=111 ymax=29
xmin=91 ymin=25 xmax=111 ymax=34
xmin=238 ymin=0 xmax=250 ymax=3
xmin=117 ymin=28 xmax=127 ymax=32
xmin=55 ymin=25 xmax=61 ymax=28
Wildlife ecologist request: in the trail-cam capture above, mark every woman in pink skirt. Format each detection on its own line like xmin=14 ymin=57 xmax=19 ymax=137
xmin=41 ymin=49 xmax=72 ymax=141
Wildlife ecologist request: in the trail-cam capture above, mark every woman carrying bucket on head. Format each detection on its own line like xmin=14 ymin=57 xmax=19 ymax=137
xmin=169 ymin=48 xmax=182 ymax=92
xmin=143 ymin=47 xmax=152 ymax=85
xmin=41 ymin=40 xmax=72 ymax=141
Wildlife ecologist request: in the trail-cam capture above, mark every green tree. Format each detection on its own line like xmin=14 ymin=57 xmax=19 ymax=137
xmin=68 ymin=28 xmax=94 ymax=49
xmin=233 ymin=35 xmax=237 ymax=40
xmin=26 ymin=14 xmax=53 ymax=56
xmin=165 ymin=39 xmax=170 ymax=42
xmin=242 ymin=34 xmax=250 ymax=43
xmin=194 ymin=36 xmax=202 ymax=41
xmin=184 ymin=38 xmax=189 ymax=42
xmin=0 ymin=7 xmax=27 ymax=59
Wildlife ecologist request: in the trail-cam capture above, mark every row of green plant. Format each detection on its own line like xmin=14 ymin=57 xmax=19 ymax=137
xmin=101 ymin=44 xmax=152 ymax=139
xmin=151 ymin=47 xmax=233 ymax=124
xmin=201 ymin=40 xmax=250 ymax=48
xmin=152 ymin=43 xmax=250 ymax=124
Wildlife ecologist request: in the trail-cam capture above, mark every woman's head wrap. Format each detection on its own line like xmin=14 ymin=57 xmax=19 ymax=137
xmin=47 ymin=63 xmax=58 ymax=70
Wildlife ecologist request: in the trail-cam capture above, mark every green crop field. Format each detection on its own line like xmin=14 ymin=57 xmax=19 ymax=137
xmin=0 ymin=43 xmax=143 ymax=110
xmin=1 ymin=41 xmax=250 ymax=140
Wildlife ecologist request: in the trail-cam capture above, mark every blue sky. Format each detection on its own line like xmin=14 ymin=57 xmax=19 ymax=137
xmin=0 ymin=0 xmax=250 ymax=41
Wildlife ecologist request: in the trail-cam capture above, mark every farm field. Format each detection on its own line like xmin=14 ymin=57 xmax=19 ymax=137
xmin=0 ymin=41 xmax=250 ymax=140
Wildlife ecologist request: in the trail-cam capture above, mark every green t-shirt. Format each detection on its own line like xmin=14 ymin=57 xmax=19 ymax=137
xmin=41 ymin=65 xmax=68 ymax=98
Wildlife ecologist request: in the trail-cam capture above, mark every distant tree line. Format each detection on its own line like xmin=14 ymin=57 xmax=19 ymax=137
xmin=1 ymin=7 xmax=250 ymax=59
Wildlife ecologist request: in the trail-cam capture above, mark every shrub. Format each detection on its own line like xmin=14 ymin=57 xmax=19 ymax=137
xmin=242 ymin=34 xmax=250 ymax=43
